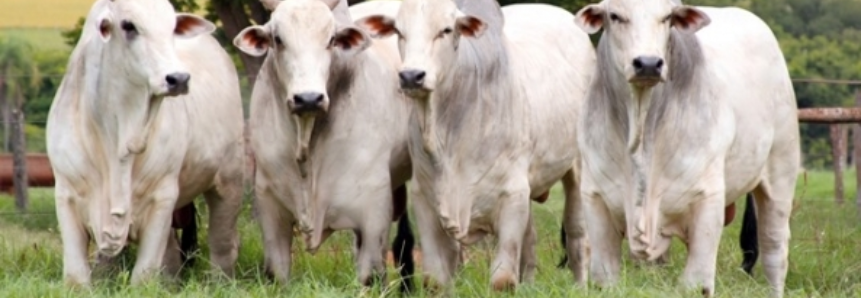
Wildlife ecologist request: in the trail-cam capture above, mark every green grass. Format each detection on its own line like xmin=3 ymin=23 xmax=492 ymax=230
xmin=0 ymin=28 xmax=69 ymax=53
xmin=0 ymin=171 xmax=859 ymax=297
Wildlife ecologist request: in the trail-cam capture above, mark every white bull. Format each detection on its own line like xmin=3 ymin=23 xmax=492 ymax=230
xmin=359 ymin=0 xmax=595 ymax=291
xmin=46 ymin=0 xmax=245 ymax=286
xmin=574 ymin=0 xmax=799 ymax=296
xmin=234 ymin=0 xmax=414 ymax=292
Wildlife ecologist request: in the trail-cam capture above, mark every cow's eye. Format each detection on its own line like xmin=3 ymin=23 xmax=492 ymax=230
xmin=442 ymin=27 xmax=453 ymax=35
xmin=120 ymin=20 xmax=137 ymax=33
xmin=662 ymin=14 xmax=673 ymax=23
xmin=609 ymin=13 xmax=622 ymax=23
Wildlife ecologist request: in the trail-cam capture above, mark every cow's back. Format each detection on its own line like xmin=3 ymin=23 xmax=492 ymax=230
xmin=694 ymin=7 xmax=798 ymax=199
xmin=502 ymin=4 xmax=596 ymax=195
xmin=170 ymin=33 xmax=245 ymax=202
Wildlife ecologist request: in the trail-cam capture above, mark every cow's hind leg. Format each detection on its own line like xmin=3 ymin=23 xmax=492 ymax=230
xmin=203 ymin=182 xmax=242 ymax=278
xmin=562 ymin=169 xmax=588 ymax=285
xmin=752 ymin=177 xmax=793 ymax=298
xmin=163 ymin=229 xmax=183 ymax=278
xmin=490 ymin=189 xmax=530 ymax=291
xmin=56 ymin=181 xmax=91 ymax=287
xmin=519 ymin=213 xmax=537 ymax=284
xmin=356 ymin=223 xmax=389 ymax=288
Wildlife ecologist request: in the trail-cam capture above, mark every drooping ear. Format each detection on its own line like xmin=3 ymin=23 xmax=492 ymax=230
xmin=332 ymin=26 xmax=370 ymax=54
xmin=175 ymin=13 xmax=216 ymax=38
xmin=575 ymin=4 xmax=605 ymax=34
xmin=96 ymin=10 xmax=113 ymax=42
xmin=260 ymin=0 xmax=282 ymax=11
xmin=356 ymin=15 xmax=397 ymax=38
xmin=233 ymin=25 xmax=272 ymax=57
xmin=671 ymin=6 xmax=710 ymax=33
xmin=455 ymin=15 xmax=485 ymax=38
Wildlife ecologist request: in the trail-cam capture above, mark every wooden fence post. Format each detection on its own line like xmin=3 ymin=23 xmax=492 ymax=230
xmin=831 ymin=124 xmax=847 ymax=204
xmin=855 ymin=90 xmax=861 ymax=213
xmin=10 ymin=107 xmax=27 ymax=212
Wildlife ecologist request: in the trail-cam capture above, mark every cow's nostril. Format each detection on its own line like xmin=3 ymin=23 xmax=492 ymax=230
xmin=656 ymin=59 xmax=664 ymax=69
xmin=165 ymin=72 xmax=191 ymax=89
xmin=633 ymin=58 xmax=643 ymax=70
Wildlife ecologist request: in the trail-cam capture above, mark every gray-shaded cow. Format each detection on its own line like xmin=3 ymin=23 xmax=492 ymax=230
xmin=233 ymin=0 xmax=414 ymax=291
xmin=359 ymin=0 xmax=595 ymax=291
xmin=573 ymin=0 xmax=799 ymax=296
xmin=46 ymin=0 xmax=244 ymax=286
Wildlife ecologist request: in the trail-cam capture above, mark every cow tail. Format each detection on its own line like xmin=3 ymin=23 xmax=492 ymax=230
xmin=557 ymin=225 xmax=569 ymax=269
xmin=392 ymin=211 xmax=415 ymax=294
xmin=740 ymin=193 xmax=759 ymax=275
xmin=180 ymin=202 xmax=199 ymax=268
xmin=391 ymin=185 xmax=415 ymax=294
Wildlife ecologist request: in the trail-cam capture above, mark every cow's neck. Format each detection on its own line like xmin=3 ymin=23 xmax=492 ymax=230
xmin=599 ymin=30 xmax=709 ymax=261
xmin=414 ymin=34 xmax=520 ymax=241
xmin=80 ymin=40 xmax=165 ymax=255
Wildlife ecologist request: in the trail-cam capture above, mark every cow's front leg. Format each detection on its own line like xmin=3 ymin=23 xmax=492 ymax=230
xmin=130 ymin=180 xmax=179 ymax=285
xmin=490 ymin=189 xmax=530 ymax=291
xmin=680 ymin=190 xmax=725 ymax=297
xmin=411 ymin=186 xmax=459 ymax=293
xmin=204 ymin=185 xmax=241 ymax=278
xmin=585 ymin=192 xmax=622 ymax=287
xmin=55 ymin=180 xmax=91 ymax=287
xmin=256 ymin=187 xmax=295 ymax=284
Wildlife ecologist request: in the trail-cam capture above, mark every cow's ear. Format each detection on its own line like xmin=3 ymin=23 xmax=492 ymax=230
xmin=575 ymin=4 xmax=605 ymax=34
xmin=97 ymin=10 xmax=113 ymax=42
xmin=356 ymin=15 xmax=397 ymax=38
xmin=175 ymin=13 xmax=216 ymax=38
xmin=332 ymin=26 xmax=371 ymax=54
xmin=671 ymin=6 xmax=710 ymax=33
xmin=233 ymin=26 xmax=271 ymax=57
xmin=455 ymin=15 xmax=485 ymax=38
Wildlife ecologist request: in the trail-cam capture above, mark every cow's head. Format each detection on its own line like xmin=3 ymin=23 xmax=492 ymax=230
xmin=234 ymin=0 xmax=370 ymax=115
xmin=96 ymin=0 xmax=215 ymax=97
xmin=575 ymin=0 xmax=710 ymax=89
xmin=357 ymin=0 xmax=485 ymax=98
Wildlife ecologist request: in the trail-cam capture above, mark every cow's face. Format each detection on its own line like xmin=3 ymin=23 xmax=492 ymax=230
xmin=233 ymin=0 xmax=370 ymax=115
xmin=575 ymin=0 xmax=709 ymax=89
xmin=97 ymin=0 xmax=215 ymax=97
xmin=358 ymin=0 xmax=485 ymax=98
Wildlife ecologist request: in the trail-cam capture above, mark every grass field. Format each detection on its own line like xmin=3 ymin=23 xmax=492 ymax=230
xmin=0 ymin=171 xmax=860 ymax=297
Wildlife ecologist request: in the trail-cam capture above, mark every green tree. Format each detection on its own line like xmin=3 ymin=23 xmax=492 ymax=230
xmin=0 ymin=37 xmax=42 ymax=211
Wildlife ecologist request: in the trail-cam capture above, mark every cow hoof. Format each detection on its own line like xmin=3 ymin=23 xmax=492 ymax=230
xmin=491 ymin=270 xmax=517 ymax=292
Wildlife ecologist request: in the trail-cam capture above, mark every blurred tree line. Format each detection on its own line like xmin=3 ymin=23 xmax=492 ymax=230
xmin=10 ymin=0 xmax=861 ymax=169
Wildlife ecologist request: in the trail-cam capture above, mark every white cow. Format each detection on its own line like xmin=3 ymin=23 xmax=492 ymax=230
xmin=359 ymin=0 xmax=595 ymax=291
xmin=573 ymin=0 xmax=799 ymax=296
xmin=46 ymin=0 xmax=245 ymax=286
xmin=233 ymin=0 xmax=414 ymax=291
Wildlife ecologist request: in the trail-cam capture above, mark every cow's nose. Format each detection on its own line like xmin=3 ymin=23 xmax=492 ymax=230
xmin=165 ymin=72 xmax=191 ymax=95
xmin=632 ymin=56 xmax=664 ymax=78
xmin=399 ymin=69 xmax=426 ymax=89
xmin=292 ymin=92 xmax=326 ymax=114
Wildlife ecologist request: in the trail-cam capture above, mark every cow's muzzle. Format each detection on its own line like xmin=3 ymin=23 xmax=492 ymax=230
xmin=630 ymin=56 xmax=663 ymax=87
xmin=165 ymin=72 xmax=191 ymax=96
xmin=399 ymin=69 xmax=427 ymax=90
xmin=291 ymin=92 xmax=326 ymax=115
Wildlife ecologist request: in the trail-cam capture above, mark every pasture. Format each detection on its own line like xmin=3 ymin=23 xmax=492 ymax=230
xmin=0 ymin=171 xmax=859 ymax=297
